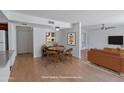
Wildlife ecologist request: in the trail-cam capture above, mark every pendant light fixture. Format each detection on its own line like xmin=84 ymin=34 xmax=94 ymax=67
xmin=55 ymin=26 xmax=60 ymax=31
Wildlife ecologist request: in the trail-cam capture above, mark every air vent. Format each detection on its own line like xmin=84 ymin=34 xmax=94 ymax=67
xmin=48 ymin=20 xmax=55 ymax=24
xmin=22 ymin=23 xmax=28 ymax=25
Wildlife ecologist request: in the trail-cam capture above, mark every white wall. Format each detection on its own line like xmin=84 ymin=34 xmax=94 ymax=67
xmin=8 ymin=22 xmax=17 ymax=56
xmin=87 ymin=27 xmax=124 ymax=49
xmin=33 ymin=27 xmax=55 ymax=58
xmin=81 ymin=27 xmax=88 ymax=49
xmin=8 ymin=22 xmax=17 ymax=67
xmin=55 ymin=31 xmax=64 ymax=43
xmin=60 ymin=23 xmax=82 ymax=58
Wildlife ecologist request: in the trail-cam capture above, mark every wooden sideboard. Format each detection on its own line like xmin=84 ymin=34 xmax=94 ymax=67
xmin=88 ymin=48 xmax=124 ymax=74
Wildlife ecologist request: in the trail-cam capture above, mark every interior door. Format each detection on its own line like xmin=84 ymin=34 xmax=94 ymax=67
xmin=17 ymin=30 xmax=33 ymax=54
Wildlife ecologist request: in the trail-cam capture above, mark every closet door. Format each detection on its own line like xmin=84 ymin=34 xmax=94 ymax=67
xmin=27 ymin=30 xmax=33 ymax=53
xmin=17 ymin=30 xmax=33 ymax=54
xmin=17 ymin=30 xmax=26 ymax=54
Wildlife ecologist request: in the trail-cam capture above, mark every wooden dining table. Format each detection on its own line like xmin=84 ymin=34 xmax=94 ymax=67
xmin=47 ymin=46 xmax=65 ymax=62
xmin=47 ymin=46 xmax=65 ymax=52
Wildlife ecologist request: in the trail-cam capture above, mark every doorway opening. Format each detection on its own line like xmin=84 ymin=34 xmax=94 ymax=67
xmin=16 ymin=26 xmax=33 ymax=56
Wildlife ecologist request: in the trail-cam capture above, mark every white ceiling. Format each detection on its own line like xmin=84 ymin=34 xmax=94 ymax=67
xmin=13 ymin=10 xmax=124 ymax=26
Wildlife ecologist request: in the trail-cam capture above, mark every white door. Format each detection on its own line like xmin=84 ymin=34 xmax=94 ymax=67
xmin=17 ymin=30 xmax=33 ymax=54
xmin=0 ymin=30 xmax=6 ymax=51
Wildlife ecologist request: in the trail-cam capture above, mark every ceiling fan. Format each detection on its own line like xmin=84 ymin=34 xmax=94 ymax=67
xmin=101 ymin=24 xmax=116 ymax=30
xmin=84 ymin=24 xmax=117 ymax=31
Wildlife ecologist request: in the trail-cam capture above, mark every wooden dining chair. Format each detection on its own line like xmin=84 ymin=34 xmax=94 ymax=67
xmin=46 ymin=49 xmax=60 ymax=63
xmin=64 ymin=48 xmax=73 ymax=61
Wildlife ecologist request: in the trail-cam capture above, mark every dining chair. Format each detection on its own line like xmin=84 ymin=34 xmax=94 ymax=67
xmin=58 ymin=50 xmax=65 ymax=62
xmin=46 ymin=49 xmax=60 ymax=63
xmin=64 ymin=48 xmax=73 ymax=61
xmin=42 ymin=46 xmax=48 ymax=56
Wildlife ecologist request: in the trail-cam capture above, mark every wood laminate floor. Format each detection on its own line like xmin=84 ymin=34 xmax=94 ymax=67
xmin=9 ymin=54 xmax=124 ymax=82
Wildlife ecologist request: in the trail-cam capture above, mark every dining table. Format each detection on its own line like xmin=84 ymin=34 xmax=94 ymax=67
xmin=47 ymin=46 xmax=65 ymax=62
xmin=47 ymin=46 xmax=65 ymax=52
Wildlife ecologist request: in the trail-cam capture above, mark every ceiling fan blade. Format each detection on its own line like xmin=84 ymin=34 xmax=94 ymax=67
xmin=105 ymin=26 xmax=116 ymax=30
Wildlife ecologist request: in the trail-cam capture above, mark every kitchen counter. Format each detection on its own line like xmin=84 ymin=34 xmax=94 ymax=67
xmin=0 ymin=50 xmax=14 ymax=68
xmin=0 ymin=50 xmax=15 ymax=82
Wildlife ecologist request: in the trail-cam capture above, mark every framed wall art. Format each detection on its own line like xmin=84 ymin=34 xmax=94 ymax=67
xmin=67 ymin=32 xmax=76 ymax=45
xmin=46 ymin=32 xmax=55 ymax=42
